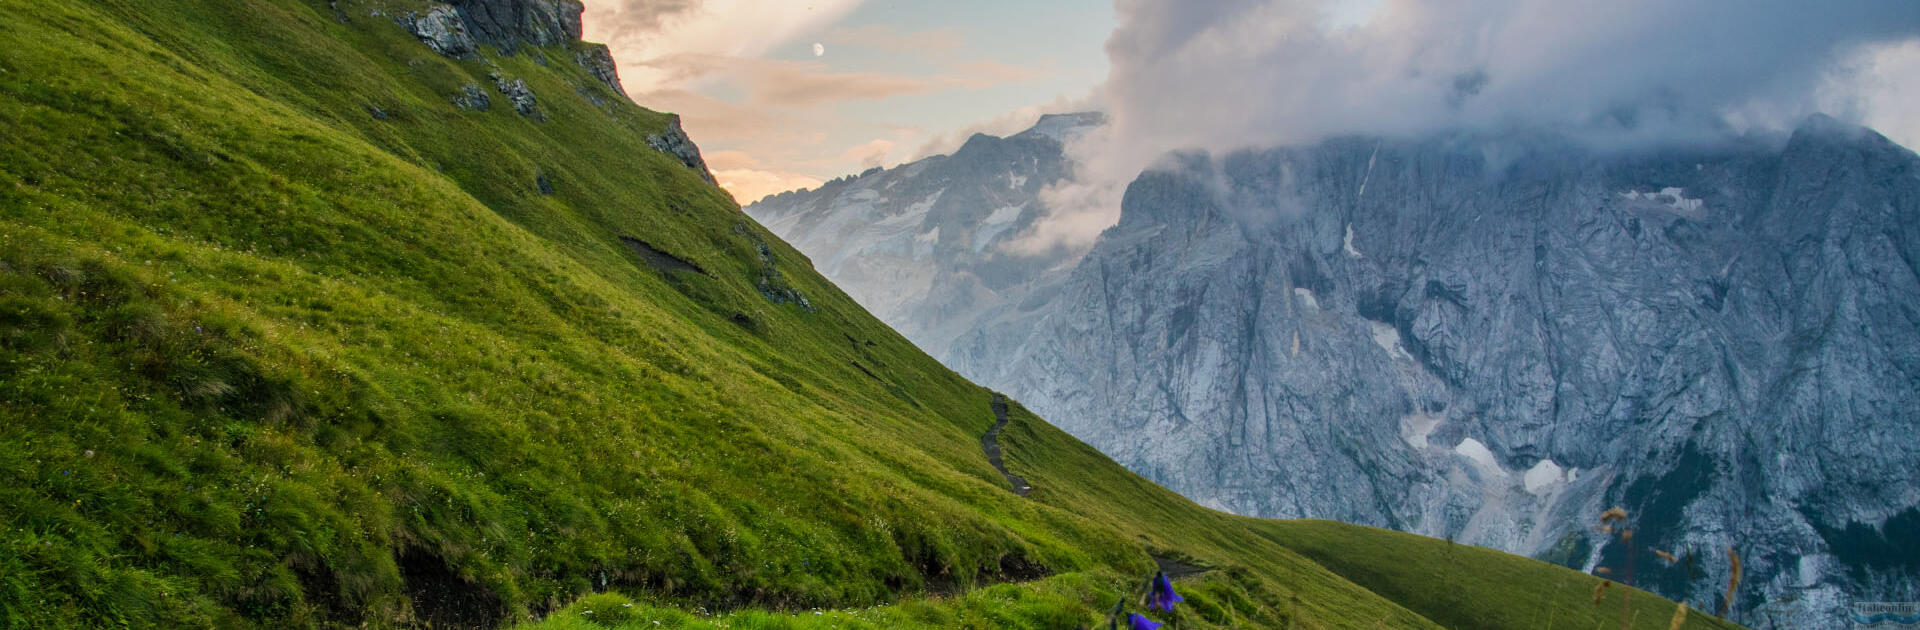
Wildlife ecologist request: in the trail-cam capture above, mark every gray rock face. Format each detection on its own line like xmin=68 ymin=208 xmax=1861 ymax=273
xmin=746 ymin=113 xmax=1104 ymax=357
xmin=447 ymin=0 xmax=583 ymax=52
xmin=574 ymin=44 xmax=627 ymax=98
xmin=405 ymin=0 xmax=583 ymax=58
xmin=938 ymin=117 xmax=1920 ymax=626
xmin=487 ymin=71 xmax=539 ymax=119
xmin=452 ymin=83 xmax=491 ymax=111
xmin=409 ymin=5 xmax=477 ymax=57
xmin=646 ymin=115 xmax=718 ymax=186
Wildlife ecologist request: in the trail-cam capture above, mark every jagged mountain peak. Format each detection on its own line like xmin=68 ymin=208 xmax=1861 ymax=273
xmin=745 ymin=113 xmax=1106 ymax=358
xmin=939 ymin=119 xmax=1920 ymax=627
xmin=1013 ymin=111 xmax=1107 ymax=143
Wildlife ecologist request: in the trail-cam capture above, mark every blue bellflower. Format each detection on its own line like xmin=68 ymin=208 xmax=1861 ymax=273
xmin=1128 ymin=612 xmax=1164 ymax=630
xmin=1148 ymin=572 xmax=1185 ymax=612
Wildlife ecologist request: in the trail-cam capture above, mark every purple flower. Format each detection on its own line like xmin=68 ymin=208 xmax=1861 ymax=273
xmin=1148 ymin=572 xmax=1184 ymax=612
xmin=1128 ymin=613 xmax=1163 ymax=630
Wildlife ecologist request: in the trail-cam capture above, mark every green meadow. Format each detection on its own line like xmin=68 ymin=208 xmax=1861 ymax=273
xmin=0 ymin=1 xmax=1744 ymax=627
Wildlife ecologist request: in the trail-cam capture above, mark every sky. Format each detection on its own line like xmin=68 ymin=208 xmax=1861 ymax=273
xmin=583 ymin=1 xmax=1920 ymax=234
xmin=581 ymin=0 xmax=1115 ymax=203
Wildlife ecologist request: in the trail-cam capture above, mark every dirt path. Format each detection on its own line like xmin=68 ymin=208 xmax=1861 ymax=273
xmin=1151 ymin=553 xmax=1213 ymax=579
xmin=980 ymin=394 xmax=1032 ymax=497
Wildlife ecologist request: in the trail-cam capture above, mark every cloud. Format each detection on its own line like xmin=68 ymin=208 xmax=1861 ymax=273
xmin=639 ymin=54 xmax=942 ymax=108
xmin=633 ymin=53 xmax=1048 ymax=112
xmin=581 ymin=0 xmax=868 ymax=93
xmin=1014 ymin=0 xmax=1920 ymax=255
xmin=582 ymin=0 xmax=1098 ymax=204
xmin=909 ymin=91 xmax=1101 ymax=160
xmin=703 ymin=150 xmax=826 ymax=203
xmin=624 ymin=87 xmax=792 ymax=147
xmin=582 ymin=0 xmax=700 ymax=34
xmin=838 ymin=139 xmax=897 ymax=169
xmin=1819 ymin=39 xmax=1920 ymax=150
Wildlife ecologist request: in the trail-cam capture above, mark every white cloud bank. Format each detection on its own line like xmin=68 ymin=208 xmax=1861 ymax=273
xmin=582 ymin=0 xmax=866 ymax=94
xmin=1018 ymin=0 xmax=1920 ymax=254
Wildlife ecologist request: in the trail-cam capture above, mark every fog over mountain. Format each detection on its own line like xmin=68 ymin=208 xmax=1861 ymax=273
xmin=1027 ymin=0 xmax=1920 ymax=255
xmin=746 ymin=113 xmax=1104 ymax=358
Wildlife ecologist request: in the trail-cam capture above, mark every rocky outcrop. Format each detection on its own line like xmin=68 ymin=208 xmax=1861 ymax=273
xmin=574 ymin=44 xmax=627 ymax=98
xmin=488 ymin=71 xmax=539 ymax=119
xmin=750 ymin=239 xmax=813 ymax=311
xmin=451 ymin=83 xmax=490 ymax=111
xmin=391 ymin=0 xmax=718 ymax=188
xmin=401 ymin=0 xmax=625 ymax=103
xmin=402 ymin=0 xmax=581 ymax=58
xmin=646 ymin=115 xmax=717 ymax=186
xmin=447 ymin=0 xmax=582 ymax=53
xmin=940 ymin=117 xmax=1920 ymax=627
xmin=745 ymin=113 xmax=1103 ymax=358
xmin=409 ymin=5 xmax=476 ymax=57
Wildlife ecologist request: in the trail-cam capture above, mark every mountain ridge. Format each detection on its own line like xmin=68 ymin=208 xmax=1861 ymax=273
xmin=939 ymin=119 xmax=1920 ymax=627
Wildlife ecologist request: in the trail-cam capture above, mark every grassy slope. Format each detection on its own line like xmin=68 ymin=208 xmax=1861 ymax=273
xmin=1260 ymin=520 xmax=1743 ymax=630
xmin=0 ymin=1 xmax=1738 ymax=628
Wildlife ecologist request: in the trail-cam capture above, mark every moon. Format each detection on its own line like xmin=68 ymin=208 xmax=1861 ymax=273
xmin=812 ymin=42 xmax=825 ymax=57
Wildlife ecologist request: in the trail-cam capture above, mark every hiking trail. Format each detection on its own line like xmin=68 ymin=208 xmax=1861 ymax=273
xmin=981 ymin=394 xmax=1032 ymax=497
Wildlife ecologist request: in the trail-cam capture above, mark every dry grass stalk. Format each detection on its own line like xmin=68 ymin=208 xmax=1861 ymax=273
xmin=1668 ymin=602 xmax=1689 ymax=630
xmin=1593 ymin=580 xmax=1612 ymax=605
xmin=1654 ymin=550 xmax=1678 ymax=564
xmin=1719 ymin=547 xmax=1742 ymax=618
xmin=1623 ymin=585 xmax=1633 ymax=630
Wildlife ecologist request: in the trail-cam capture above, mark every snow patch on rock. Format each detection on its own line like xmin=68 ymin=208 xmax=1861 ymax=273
xmin=1293 ymin=287 xmax=1320 ymax=310
xmin=972 ymin=205 xmax=1027 ymax=253
xmin=984 ymin=204 xmax=1023 ymax=225
xmin=1343 ymin=224 xmax=1365 ymax=258
xmin=1454 ymin=438 xmax=1506 ymax=478
xmin=1401 ymin=412 xmax=1443 ymax=449
xmin=1620 ymin=187 xmax=1703 ymax=216
xmin=1523 ymin=459 xmax=1567 ymax=495
xmin=1014 ymin=112 xmax=1107 ymax=144
xmin=1370 ymin=321 xmax=1414 ymax=362
xmin=905 ymin=189 xmax=943 ymax=217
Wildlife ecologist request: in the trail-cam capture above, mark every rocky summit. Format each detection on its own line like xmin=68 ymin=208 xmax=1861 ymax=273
xmin=397 ymin=0 xmax=634 ymax=115
xmin=938 ymin=118 xmax=1920 ymax=626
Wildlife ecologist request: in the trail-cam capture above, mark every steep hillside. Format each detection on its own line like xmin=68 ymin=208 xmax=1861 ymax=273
xmin=0 ymin=1 xmax=1734 ymax=628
